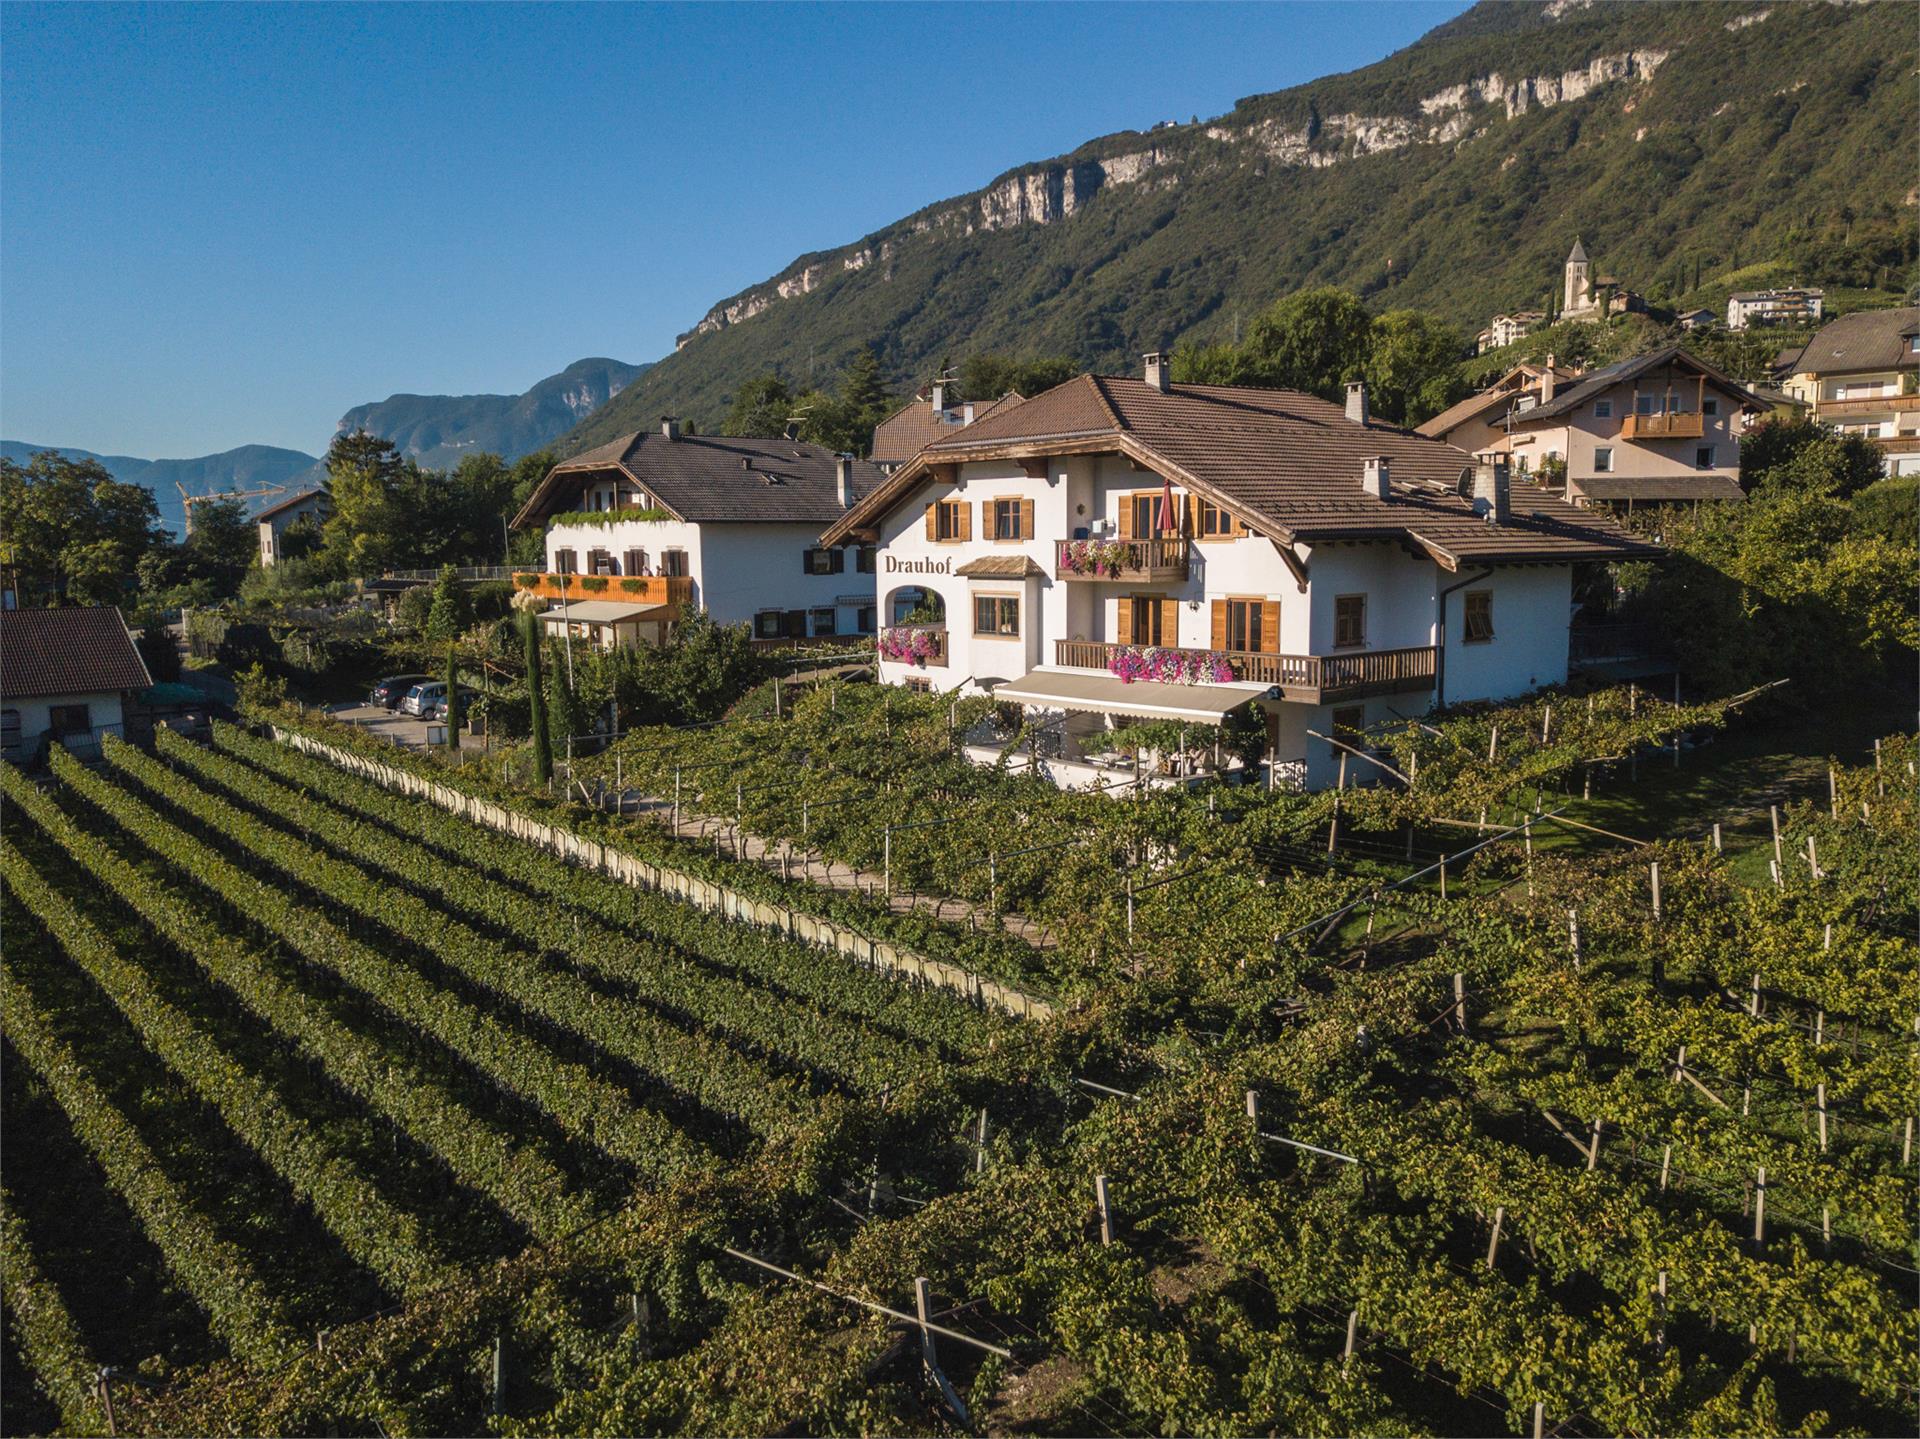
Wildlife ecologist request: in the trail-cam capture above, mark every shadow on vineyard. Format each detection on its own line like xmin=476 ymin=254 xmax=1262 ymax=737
xmin=0 ymin=681 xmax=1912 ymax=1436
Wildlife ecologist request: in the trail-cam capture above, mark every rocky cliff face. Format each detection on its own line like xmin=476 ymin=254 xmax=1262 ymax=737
xmin=682 ymin=42 xmax=1667 ymax=344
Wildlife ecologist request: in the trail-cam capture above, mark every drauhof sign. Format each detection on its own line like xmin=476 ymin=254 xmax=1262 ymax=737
xmin=884 ymin=555 xmax=953 ymax=575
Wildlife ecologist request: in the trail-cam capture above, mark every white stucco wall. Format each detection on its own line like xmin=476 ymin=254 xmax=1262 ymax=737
xmin=547 ymin=517 xmax=870 ymax=634
xmin=2 ymin=691 xmax=125 ymax=757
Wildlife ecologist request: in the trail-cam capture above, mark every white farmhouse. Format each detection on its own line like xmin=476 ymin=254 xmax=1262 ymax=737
xmin=255 ymin=488 xmax=330 ymax=566
xmin=0 ymin=606 xmax=153 ymax=763
xmin=820 ymin=357 xmax=1658 ymax=791
xmin=510 ymin=420 xmax=888 ymax=646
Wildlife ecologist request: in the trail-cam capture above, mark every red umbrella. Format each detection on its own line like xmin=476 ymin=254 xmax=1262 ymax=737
xmin=1156 ymin=473 xmax=1180 ymax=533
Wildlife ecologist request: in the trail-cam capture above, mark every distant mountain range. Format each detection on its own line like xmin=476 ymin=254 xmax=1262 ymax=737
xmin=5 ymin=356 xmax=649 ymax=534
xmin=563 ymin=0 xmax=1916 ymax=451
xmin=334 ymin=357 xmax=649 ymax=470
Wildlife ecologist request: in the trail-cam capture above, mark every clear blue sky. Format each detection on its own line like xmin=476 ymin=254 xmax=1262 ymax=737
xmin=1 ymin=1 xmax=1470 ymax=459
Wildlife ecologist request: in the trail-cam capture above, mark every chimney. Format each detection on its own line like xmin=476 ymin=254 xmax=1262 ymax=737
xmin=1143 ymin=351 xmax=1170 ymax=393
xmin=1362 ymin=456 xmax=1391 ymax=501
xmin=930 ymin=382 xmax=946 ymax=414
xmin=1345 ymin=381 xmax=1369 ymax=425
xmin=1471 ymin=458 xmax=1512 ymax=525
xmin=835 ymin=454 xmax=856 ymax=508
xmin=661 ymin=415 xmax=680 ymax=441
xmin=962 ymin=402 xmax=977 ymax=424
xmin=1541 ymin=353 xmax=1557 ymax=403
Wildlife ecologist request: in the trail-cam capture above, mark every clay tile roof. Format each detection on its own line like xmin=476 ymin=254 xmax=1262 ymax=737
xmin=953 ymin=554 xmax=1046 ymax=578
xmin=1517 ymin=346 xmax=1761 ymax=422
xmin=252 ymin=488 xmax=330 ymax=523
xmin=823 ymin=373 xmax=1657 ymax=566
xmin=1790 ymin=307 xmax=1920 ymax=376
xmin=871 ymin=393 xmax=1024 ymax=464
xmin=1572 ymin=474 xmax=1746 ymax=503
xmin=512 ymin=432 xmax=888 ymax=529
xmin=1 ymin=606 xmax=153 ymax=700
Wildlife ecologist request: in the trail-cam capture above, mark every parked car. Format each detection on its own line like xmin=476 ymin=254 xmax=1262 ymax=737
xmin=399 ymin=681 xmax=448 ymax=717
xmin=423 ymin=686 xmax=480 ymax=722
xmin=369 ymin=673 xmax=432 ymax=709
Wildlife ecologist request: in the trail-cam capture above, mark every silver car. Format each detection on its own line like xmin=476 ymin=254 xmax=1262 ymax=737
xmin=399 ymin=681 xmax=447 ymax=717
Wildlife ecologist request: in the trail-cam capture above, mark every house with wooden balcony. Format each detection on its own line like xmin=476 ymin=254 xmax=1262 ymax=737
xmin=509 ymin=420 xmax=888 ymax=646
xmin=1424 ymin=346 xmax=1763 ymax=512
xmin=820 ymin=356 xmax=1658 ymax=791
xmin=1781 ymin=307 xmax=1920 ymax=476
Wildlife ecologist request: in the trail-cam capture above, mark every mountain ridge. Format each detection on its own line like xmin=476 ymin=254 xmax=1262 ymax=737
xmin=565 ymin=0 xmax=1915 ymax=451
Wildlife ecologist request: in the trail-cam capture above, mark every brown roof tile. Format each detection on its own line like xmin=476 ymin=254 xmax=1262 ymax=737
xmin=1 ymin=606 xmax=153 ymax=700
xmin=1791 ymin=306 xmax=1920 ymax=376
xmin=1572 ymin=474 xmax=1746 ymax=502
xmin=953 ymin=555 xmax=1046 ymax=578
xmin=823 ymin=373 xmax=1658 ymax=568
xmin=512 ymin=431 xmax=888 ymax=529
xmin=870 ymin=393 xmax=1024 ymax=463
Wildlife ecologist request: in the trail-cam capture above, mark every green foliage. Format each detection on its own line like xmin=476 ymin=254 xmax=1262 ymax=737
xmin=423 ymin=565 xmax=472 ymax=643
xmin=721 ymin=374 xmax=798 ymax=439
xmin=1737 ymin=416 xmax=1885 ymax=497
xmin=545 ymin=506 xmax=674 ymax=527
xmin=955 ymin=353 xmax=1079 ymax=402
xmin=1363 ymin=309 xmax=1470 ymax=424
xmin=0 ymin=451 xmax=166 ymax=605
xmin=394 ymin=583 xmax=433 ymax=632
xmin=520 ymin=605 xmax=553 ymax=781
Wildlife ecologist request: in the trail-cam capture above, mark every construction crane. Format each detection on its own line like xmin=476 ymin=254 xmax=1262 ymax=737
xmin=175 ymin=481 xmax=288 ymax=536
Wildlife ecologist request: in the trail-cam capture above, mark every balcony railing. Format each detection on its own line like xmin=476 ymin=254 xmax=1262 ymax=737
xmin=1819 ymin=393 xmax=1920 ymax=416
xmin=1620 ymin=412 xmax=1705 ymax=439
xmin=1054 ymin=640 xmax=1436 ymax=703
xmin=511 ymin=571 xmax=693 ymax=609
xmin=381 ymin=566 xmax=518 ymax=583
xmin=1054 ymin=537 xmax=1191 ymax=583
xmin=878 ymin=626 xmax=949 ymax=668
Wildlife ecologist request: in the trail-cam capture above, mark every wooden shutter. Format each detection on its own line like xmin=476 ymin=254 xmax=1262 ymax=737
xmin=925 ymin=504 xmax=938 ymax=541
xmin=785 ymin=610 xmax=806 ymax=637
xmin=1116 ymin=598 xmax=1135 ymax=645
xmin=959 ymin=502 xmax=972 ymax=542
xmin=1159 ymin=598 xmax=1180 ymax=648
xmin=1020 ymin=498 xmax=1034 ymax=540
xmin=1210 ymin=599 xmax=1227 ymax=650
xmin=1259 ymin=601 xmax=1281 ymax=653
xmin=831 ymin=548 xmax=845 ymax=574
xmin=1117 ymin=500 xmax=1134 ymax=540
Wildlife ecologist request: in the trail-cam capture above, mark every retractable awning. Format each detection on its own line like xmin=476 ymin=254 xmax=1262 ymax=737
xmin=992 ymin=667 xmax=1275 ymax=722
xmin=538 ymin=601 xmax=672 ymax=625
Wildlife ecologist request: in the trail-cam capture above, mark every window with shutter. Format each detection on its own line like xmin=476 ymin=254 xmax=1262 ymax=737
xmin=1334 ymin=595 xmax=1367 ymax=649
xmin=754 ymin=610 xmax=783 ymax=639
xmin=1127 ymin=594 xmax=1163 ymax=646
xmin=1158 ymin=597 xmax=1180 ymax=649
xmin=661 ymin=549 xmax=688 ymax=577
xmin=555 ymin=549 xmax=577 ymax=575
xmin=1224 ymin=598 xmax=1262 ymax=653
xmin=809 ymin=607 xmax=837 ymax=636
xmin=1463 ymin=590 xmax=1494 ymax=643
xmin=784 ymin=610 xmax=807 ymax=637
xmin=1258 ymin=600 xmax=1281 ymax=654
xmin=857 ymin=545 xmax=876 ymax=574
xmin=973 ymin=595 xmax=1019 ymax=637
xmin=589 ymin=549 xmax=612 ymax=575
xmin=1116 ymin=597 xmax=1134 ymax=645
xmin=991 ymin=498 xmax=1021 ymax=541
xmin=622 ymin=548 xmax=647 ymax=575
xmin=1210 ymin=599 xmax=1227 ymax=650
xmin=933 ymin=499 xmax=967 ymax=541
xmin=1127 ymin=493 xmax=1157 ymax=538
xmin=1020 ymin=498 xmax=1034 ymax=540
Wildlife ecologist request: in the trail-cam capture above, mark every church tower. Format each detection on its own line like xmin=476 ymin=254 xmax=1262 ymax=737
xmin=1563 ymin=238 xmax=1593 ymax=317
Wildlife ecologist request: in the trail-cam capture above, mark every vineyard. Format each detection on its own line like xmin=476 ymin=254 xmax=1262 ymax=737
xmin=1 ymin=697 xmax=1914 ymax=1436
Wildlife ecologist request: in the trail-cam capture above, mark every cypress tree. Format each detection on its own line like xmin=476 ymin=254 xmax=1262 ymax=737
xmin=521 ymin=608 xmax=552 ymax=782
xmin=443 ymin=638 xmax=461 ymax=746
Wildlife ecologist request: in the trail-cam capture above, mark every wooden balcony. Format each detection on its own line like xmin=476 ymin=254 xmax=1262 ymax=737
xmin=1819 ymin=393 xmax=1920 ymax=416
xmin=879 ymin=626 xmax=949 ymax=668
xmin=1054 ymin=537 xmax=1191 ymax=583
xmin=1054 ymin=640 xmax=1436 ymax=703
xmin=1620 ymin=412 xmax=1705 ymax=440
xmin=512 ymin=571 xmax=693 ymax=611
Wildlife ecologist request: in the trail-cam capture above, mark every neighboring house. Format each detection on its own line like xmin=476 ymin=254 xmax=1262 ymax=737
xmin=819 ymin=356 xmax=1656 ymax=792
xmin=1 ymin=606 xmax=153 ymax=764
xmin=1781 ymin=306 xmax=1920 ymax=475
xmin=509 ymin=420 xmax=890 ymax=646
xmin=255 ymin=488 xmax=331 ymax=566
xmin=870 ymin=384 xmax=1024 ymax=471
xmin=1431 ymin=346 xmax=1761 ymax=510
xmin=1727 ymin=288 xmax=1825 ymax=331
xmin=1416 ymin=357 xmax=1584 ymax=458
xmin=1676 ymin=308 xmax=1716 ymax=331
xmin=1476 ymin=311 xmax=1545 ymax=354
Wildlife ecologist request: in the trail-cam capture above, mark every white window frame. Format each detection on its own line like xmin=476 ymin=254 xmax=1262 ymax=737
xmin=1593 ymin=448 xmax=1614 ymax=474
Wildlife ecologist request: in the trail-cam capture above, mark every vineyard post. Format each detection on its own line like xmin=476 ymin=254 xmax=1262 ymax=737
xmin=1328 ymin=752 xmax=1346 ymax=854
xmin=615 ymin=755 xmax=622 ymax=792
xmin=1659 ymin=1143 xmax=1672 ymax=1191
xmin=1438 ymin=853 xmax=1447 ymax=900
xmin=1650 ymin=861 xmax=1661 ymax=921
xmin=1484 ymin=1206 xmax=1505 ymax=1267
xmin=1533 ymin=1400 xmax=1545 ymax=1439
xmin=1828 ymin=766 xmax=1837 ymax=818
xmin=1095 ymin=1174 xmax=1113 ymax=1246
xmin=1567 ymin=909 xmax=1580 ymax=969
xmin=1748 ymin=973 xmax=1761 ymax=1018
xmin=492 ymin=1333 xmax=505 ymax=1417
xmin=883 ymin=827 xmax=892 ymax=899
xmin=1541 ymin=705 xmax=1551 ymax=744
xmin=1904 ymin=1117 xmax=1914 ymax=1168
xmin=1816 ymin=1084 xmax=1828 ymax=1152
xmin=1125 ymin=878 xmax=1134 ymax=940
xmin=1656 ymin=1269 xmax=1668 ymax=1351
xmin=1487 ymin=724 xmax=1499 ymax=763
xmin=976 ymin=1109 xmax=989 ymax=1173
xmin=1805 ymin=835 xmax=1819 ymax=880
xmin=1587 ymin=1119 xmax=1604 ymax=1170
xmin=1343 ymin=1308 xmax=1359 ymax=1368
xmin=1245 ymin=1090 xmax=1259 ymax=1128
xmin=1452 ymin=973 xmax=1467 ymax=1034
xmin=1711 ymin=822 xmax=1721 ymax=853
xmin=96 ymin=1370 xmax=116 ymax=1438
xmin=988 ymin=854 xmax=997 ymax=916
xmin=633 ymin=1293 xmax=652 ymax=1357
xmin=1752 ymin=1167 xmax=1766 ymax=1245
xmin=1770 ymin=805 xmax=1783 ymax=874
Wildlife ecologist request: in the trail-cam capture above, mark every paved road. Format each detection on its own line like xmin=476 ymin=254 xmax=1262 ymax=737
xmin=325 ymin=702 xmax=450 ymax=750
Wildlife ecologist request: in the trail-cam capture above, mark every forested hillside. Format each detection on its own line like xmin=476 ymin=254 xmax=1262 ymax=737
xmin=567 ymin=0 xmax=1915 ymax=447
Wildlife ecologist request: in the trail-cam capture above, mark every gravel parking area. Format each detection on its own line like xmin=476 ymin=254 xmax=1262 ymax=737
xmin=324 ymin=702 xmax=450 ymax=750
